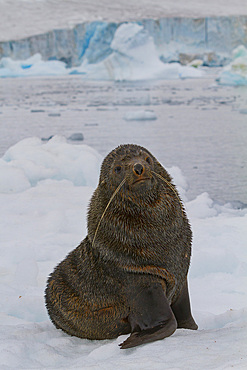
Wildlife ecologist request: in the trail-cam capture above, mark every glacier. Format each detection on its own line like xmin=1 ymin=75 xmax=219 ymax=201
xmin=71 ymin=23 xmax=203 ymax=80
xmin=0 ymin=23 xmax=203 ymax=80
xmin=0 ymin=16 xmax=247 ymax=69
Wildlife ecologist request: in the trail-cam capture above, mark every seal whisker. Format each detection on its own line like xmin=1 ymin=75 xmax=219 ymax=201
xmin=92 ymin=177 xmax=126 ymax=248
xmin=151 ymin=171 xmax=184 ymax=215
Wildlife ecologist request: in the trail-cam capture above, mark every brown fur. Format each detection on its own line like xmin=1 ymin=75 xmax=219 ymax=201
xmin=45 ymin=144 xmax=194 ymax=342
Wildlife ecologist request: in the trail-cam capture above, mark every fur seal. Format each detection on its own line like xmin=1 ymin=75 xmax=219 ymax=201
xmin=45 ymin=144 xmax=197 ymax=349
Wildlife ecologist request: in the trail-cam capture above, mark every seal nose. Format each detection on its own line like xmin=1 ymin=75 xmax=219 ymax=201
xmin=133 ymin=163 xmax=144 ymax=176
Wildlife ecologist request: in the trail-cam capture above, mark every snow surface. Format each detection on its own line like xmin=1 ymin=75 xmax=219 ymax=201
xmin=0 ymin=136 xmax=246 ymax=369
xmin=1 ymin=0 xmax=247 ymax=41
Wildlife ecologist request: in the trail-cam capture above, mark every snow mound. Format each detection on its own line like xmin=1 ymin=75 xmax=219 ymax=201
xmin=73 ymin=23 xmax=203 ymax=81
xmin=217 ymin=45 xmax=247 ymax=85
xmin=1 ymin=136 xmax=102 ymax=192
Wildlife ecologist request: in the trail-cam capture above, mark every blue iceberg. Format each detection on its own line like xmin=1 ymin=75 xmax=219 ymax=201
xmin=0 ymin=24 xmax=203 ymax=80
xmin=217 ymin=45 xmax=247 ymax=86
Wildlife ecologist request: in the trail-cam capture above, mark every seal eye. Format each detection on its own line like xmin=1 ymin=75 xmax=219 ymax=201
xmin=145 ymin=157 xmax=151 ymax=165
xmin=114 ymin=166 xmax=122 ymax=174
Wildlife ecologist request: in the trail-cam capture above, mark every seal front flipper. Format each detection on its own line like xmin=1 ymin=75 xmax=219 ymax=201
xmin=119 ymin=283 xmax=177 ymax=349
xmin=171 ymin=279 xmax=198 ymax=330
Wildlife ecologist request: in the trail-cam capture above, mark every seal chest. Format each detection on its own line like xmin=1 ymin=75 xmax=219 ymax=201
xmin=45 ymin=144 xmax=197 ymax=349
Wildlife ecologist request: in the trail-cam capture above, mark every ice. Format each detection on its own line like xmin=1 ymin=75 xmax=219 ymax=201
xmin=72 ymin=23 xmax=203 ymax=81
xmin=217 ymin=45 xmax=247 ymax=85
xmin=0 ymin=54 xmax=68 ymax=78
xmin=1 ymin=12 xmax=247 ymax=69
xmin=0 ymin=23 xmax=205 ymax=80
xmin=68 ymin=133 xmax=84 ymax=141
xmin=123 ymin=110 xmax=157 ymax=121
xmin=0 ymin=159 xmax=31 ymax=193
xmin=0 ymin=137 xmax=246 ymax=368
xmin=0 ymin=46 xmax=202 ymax=81
xmin=1 ymin=16 xmax=247 ymax=79
xmin=1 ymin=136 xmax=102 ymax=190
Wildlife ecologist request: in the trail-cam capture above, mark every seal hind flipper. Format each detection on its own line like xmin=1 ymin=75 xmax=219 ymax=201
xmin=171 ymin=279 xmax=198 ymax=330
xmin=119 ymin=283 xmax=177 ymax=349
xmin=119 ymin=320 xmax=177 ymax=349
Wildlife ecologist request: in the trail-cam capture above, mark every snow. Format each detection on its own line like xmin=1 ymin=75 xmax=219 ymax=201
xmin=1 ymin=136 xmax=102 ymax=190
xmin=1 ymin=0 xmax=246 ymax=42
xmin=0 ymin=137 xmax=246 ymax=369
xmin=217 ymin=45 xmax=247 ymax=86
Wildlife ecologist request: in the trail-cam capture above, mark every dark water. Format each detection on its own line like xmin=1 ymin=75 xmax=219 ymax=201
xmin=0 ymin=74 xmax=246 ymax=205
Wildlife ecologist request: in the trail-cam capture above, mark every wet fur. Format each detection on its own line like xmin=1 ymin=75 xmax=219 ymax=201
xmin=45 ymin=144 xmax=197 ymax=346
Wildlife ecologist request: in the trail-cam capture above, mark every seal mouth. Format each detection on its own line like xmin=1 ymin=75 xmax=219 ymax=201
xmin=132 ymin=177 xmax=151 ymax=186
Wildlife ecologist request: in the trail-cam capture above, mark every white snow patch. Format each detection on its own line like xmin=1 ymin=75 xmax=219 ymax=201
xmin=1 ymin=136 xmax=102 ymax=191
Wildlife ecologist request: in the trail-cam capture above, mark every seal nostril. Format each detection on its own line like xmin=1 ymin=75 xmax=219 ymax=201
xmin=134 ymin=163 xmax=144 ymax=175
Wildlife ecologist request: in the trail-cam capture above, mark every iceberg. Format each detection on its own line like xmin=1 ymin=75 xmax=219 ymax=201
xmin=71 ymin=23 xmax=203 ymax=81
xmin=0 ymin=53 xmax=68 ymax=78
xmin=0 ymin=24 xmax=203 ymax=80
xmin=123 ymin=110 xmax=157 ymax=121
xmin=217 ymin=45 xmax=247 ymax=85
